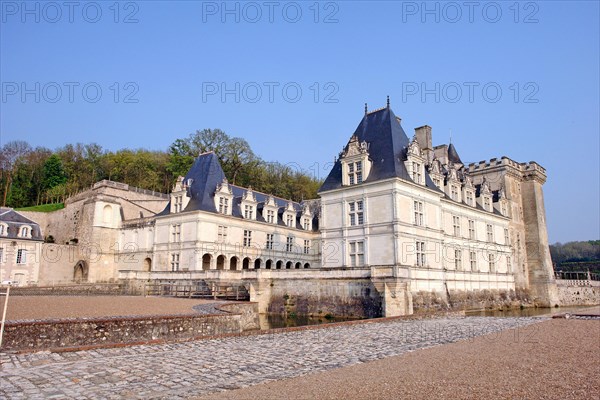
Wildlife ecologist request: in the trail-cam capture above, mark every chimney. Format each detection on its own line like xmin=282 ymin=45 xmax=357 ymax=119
xmin=415 ymin=125 xmax=433 ymax=161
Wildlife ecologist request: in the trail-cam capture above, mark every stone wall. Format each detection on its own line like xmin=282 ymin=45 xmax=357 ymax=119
xmin=556 ymin=281 xmax=600 ymax=306
xmin=265 ymin=278 xmax=382 ymax=319
xmin=412 ymin=288 xmax=533 ymax=313
xmin=8 ymin=283 xmax=125 ymax=296
xmin=1 ymin=302 xmax=259 ymax=352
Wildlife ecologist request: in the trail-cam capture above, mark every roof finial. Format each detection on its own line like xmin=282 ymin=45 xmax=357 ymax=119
xmin=449 ymin=129 xmax=452 ymax=144
xmin=386 ymin=95 xmax=390 ymax=108
xmin=364 ymin=103 xmax=368 ymax=115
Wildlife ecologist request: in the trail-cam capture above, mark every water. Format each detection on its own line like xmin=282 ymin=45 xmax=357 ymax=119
xmin=259 ymin=314 xmax=363 ymax=330
xmin=465 ymin=305 xmax=597 ymax=318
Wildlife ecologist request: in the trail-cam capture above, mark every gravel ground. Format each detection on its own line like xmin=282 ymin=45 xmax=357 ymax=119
xmin=0 ymin=296 xmax=218 ymax=320
xmin=198 ymin=317 xmax=600 ymax=400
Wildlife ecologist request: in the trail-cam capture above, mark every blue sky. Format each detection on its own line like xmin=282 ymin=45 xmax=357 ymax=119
xmin=1 ymin=1 xmax=598 ymax=243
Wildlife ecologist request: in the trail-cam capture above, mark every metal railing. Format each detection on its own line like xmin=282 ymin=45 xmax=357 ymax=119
xmin=143 ymin=280 xmax=249 ymax=300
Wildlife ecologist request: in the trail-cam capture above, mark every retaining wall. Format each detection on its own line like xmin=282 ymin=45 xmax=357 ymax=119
xmin=1 ymin=302 xmax=259 ymax=352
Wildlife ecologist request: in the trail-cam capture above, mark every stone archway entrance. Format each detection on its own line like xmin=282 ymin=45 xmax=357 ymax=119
xmin=73 ymin=260 xmax=89 ymax=282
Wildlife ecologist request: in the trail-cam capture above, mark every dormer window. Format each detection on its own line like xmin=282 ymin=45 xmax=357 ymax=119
xmin=412 ymin=162 xmax=423 ymax=184
xmin=174 ymin=196 xmax=183 ymax=213
xmin=465 ymin=190 xmax=474 ymax=206
xmin=214 ymin=178 xmax=234 ymax=215
xmin=301 ymin=204 xmax=312 ymax=230
xmin=348 ymin=161 xmax=363 ymax=185
xmin=19 ymin=225 xmax=32 ymax=238
xmin=483 ymin=196 xmax=491 ymax=211
xmin=478 ymin=178 xmax=493 ymax=212
xmin=340 ymin=135 xmax=371 ymax=186
xmin=450 ymin=185 xmax=459 ymax=201
xmin=262 ymin=196 xmax=279 ymax=224
xmin=282 ymin=201 xmax=296 ymax=228
xmin=240 ymin=187 xmax=257 ymax=220
xmin=218 ymin=197 xmax=229 ymax=214
xmin=405 ymin=136 xmax=425 ymax=186
xmin=171 ymin=176 xmax=190 ymax=213
xmin=0 ymin=223 xmax=7 ymax=236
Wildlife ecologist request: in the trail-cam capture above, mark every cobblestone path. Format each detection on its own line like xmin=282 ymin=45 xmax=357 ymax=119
xmin=1 ymin=316 xmax=544 ymax=399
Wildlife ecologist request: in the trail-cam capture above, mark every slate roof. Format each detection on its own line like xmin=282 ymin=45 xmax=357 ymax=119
xmin=448 ymin=143 xmax=463 ymax=165
xmin=319 ymin=106 xmax=441 ymax=193
xmin=158 ymin=152 xmax=319 ymax=230
xmin=0 ymin=208 xmax=44 ymax=241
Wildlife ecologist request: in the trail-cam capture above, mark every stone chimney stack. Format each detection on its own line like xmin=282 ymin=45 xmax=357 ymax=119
xmin=414 ymin=125 xmax=433 ymax=162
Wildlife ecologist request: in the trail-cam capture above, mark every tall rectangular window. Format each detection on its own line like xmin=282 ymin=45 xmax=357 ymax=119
xmin=244 ymin=205 xmax=253 ymax=219
xmin=455 ymin=249 xmax=462 ymax=270
xmin=171 ymin=224 xmax=181 ymax=242
xmin=453 ymin=216 xmax=461 ymax=236
xmin=266 ymin=209 xmax=275 ymax=223
xmin=488 ymin=253 xmax=496 ymax=273
xmin=218 ymin=197 xmax=229 ymax=214
xmin=171 ymin=253 xmax=180 ymax=271
xmin=507 ymin=256 xmax=512 ymax=273
xmin=0 ymin=247 xmax=3 ymax=263
xmin=487 ymin=224 xmax=494 ymax=242
xmin=348 ymin=161 xmax=363 ymax=185
xmin=303 ymin=217 xmax=310 ymax=230
xmin=412 ymin=162 xmax=422 ymax=184
xmin=414 ymin=201 xmax=424 ymax=226
xmin=465 ymin=191 xmax=474 ymax=206
xmin=349 ymin=200 xmax=364 ymax=226
xmin=243 ymin=230 xmax=252 ymax=247
xmin=303 ymin=239 xmax=310 ymax=254
xmin=349 ymin=241 xmax=365 ymax=266
xmin=174 ymin=195 xmax=183 ymax=212
xmin=484 ymin=197 xmax=491 ymax=211
xmin=217 ymin=225 xmax=227 ymax=243
xmin=451 ymin=185 xmax=459 ymax=201
xmin=504 ymin=228 xmax=510 ymax=245
xmin=468 ymin=219 xmax=475 ymax=239
xmin=286 ymin=236 xmax=294 ymax=252
xmin=416 ymin=241 xmax=426 ymax=267
xmin=266 ymin=234 xmax=274 ymax=250
xmin=470 ymin=251 xmax=477 ymax=271
xmin=285 ymin=214 xmax=294 ymax=228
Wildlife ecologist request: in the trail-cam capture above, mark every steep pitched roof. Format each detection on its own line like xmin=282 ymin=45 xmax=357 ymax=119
xmin=319 ymin=106 xmax=440 ymax=192
xmin=0 ymin=208 xmax=43 ymax=241
xmin=448 ymin=143 xmax=463 ymax=165
xmin=159 ymin=152 xmax=317 ymax=229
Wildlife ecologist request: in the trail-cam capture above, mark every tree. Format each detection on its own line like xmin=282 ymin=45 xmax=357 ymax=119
xmin=42 ymin=154 xmax=67 ymax=190
xmin=0 ymin=140 xmax=32 ymax=206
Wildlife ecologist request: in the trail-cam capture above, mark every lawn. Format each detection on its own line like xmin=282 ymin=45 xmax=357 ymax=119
xmin=15 ymin=203 xmax=65 ymax=212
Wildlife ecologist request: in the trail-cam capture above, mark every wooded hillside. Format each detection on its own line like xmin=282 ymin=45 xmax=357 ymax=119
xmin=0 ymin=129 xmax=322 ymax=208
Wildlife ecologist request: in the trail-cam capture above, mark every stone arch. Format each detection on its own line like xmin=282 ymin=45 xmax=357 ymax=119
xmin=229 ymin=256 xmax=239 ymax=270
xmin=276 ymin=260 xmax=283 ymax=269
xmin=202 ymin=253 xmax=212 ymax=270
xmin=286 ymin=261 xmax=292 ymax=269
xmin=242 ymin=257 xmax=251 ymax=270
xmin=102 ymin=205 xmax=112 ymax=223
xmin=216 ymin=255 xmax=226 ymax=270
xmin=304 ymin=262 xmax=310 ymax=269
xmin=73 ymin=260 xmax=88 ymax=282
xmin=266 ymin=259 xmax=273 ymax=269
xmin=254 ymin=258 xmax=262 ymax=269
xmin=143 ymin=257 xmax=152 ymax=271
xmin=295 ymin=262 xmax=301 ymax=269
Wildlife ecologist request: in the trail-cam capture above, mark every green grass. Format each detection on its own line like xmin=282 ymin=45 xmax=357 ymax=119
xmin=15 ymin=203 xmax=64 ymax=212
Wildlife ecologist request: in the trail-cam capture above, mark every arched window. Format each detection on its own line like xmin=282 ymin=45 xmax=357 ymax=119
xmin=19 ymin=226 xmax=31 ymax=238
